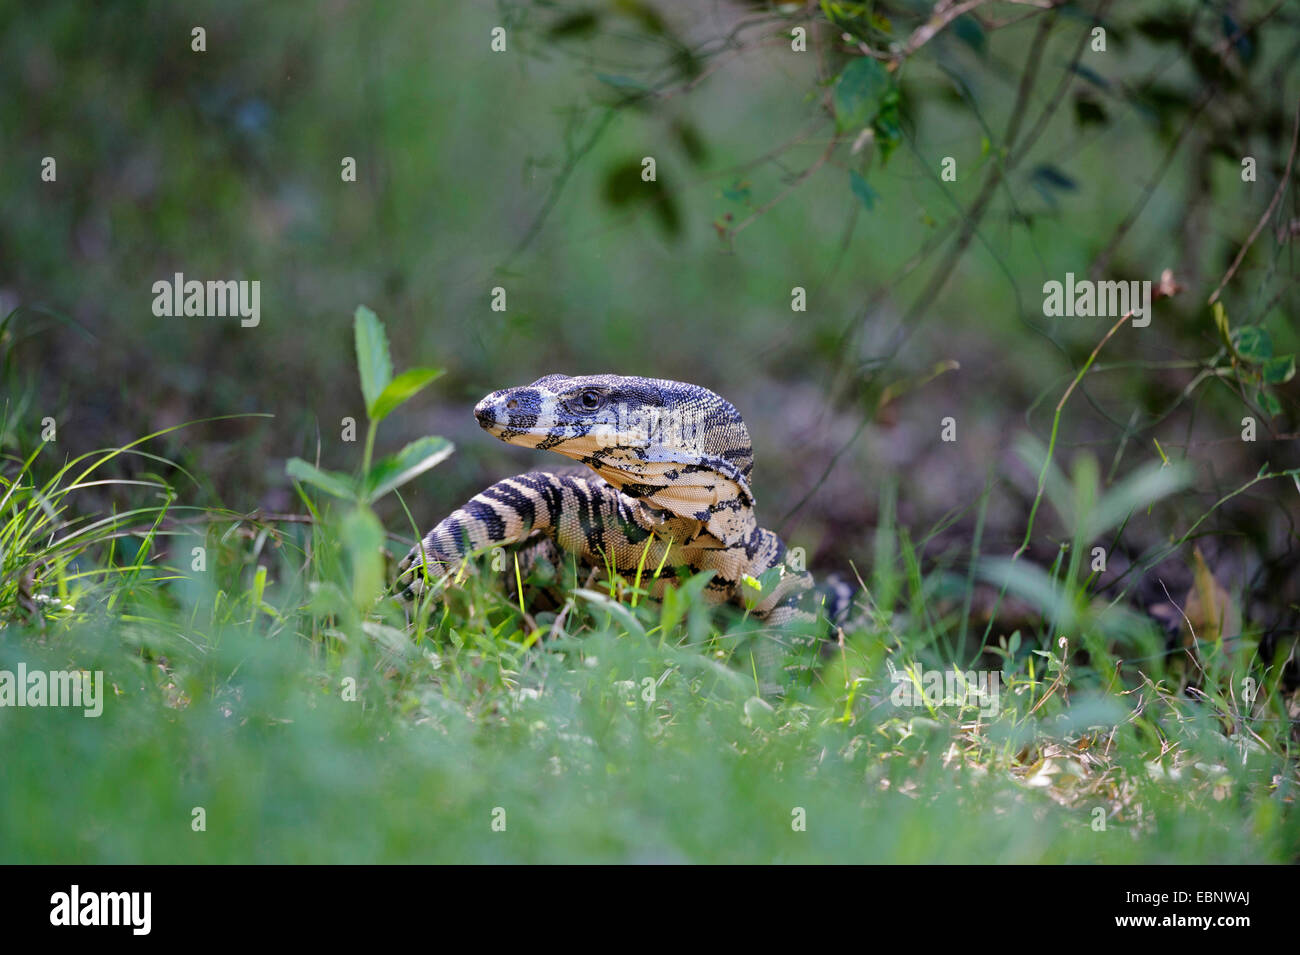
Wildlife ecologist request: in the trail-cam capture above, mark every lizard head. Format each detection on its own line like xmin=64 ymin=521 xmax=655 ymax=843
xmin=473 ymin=374 xmax=756 ymax=546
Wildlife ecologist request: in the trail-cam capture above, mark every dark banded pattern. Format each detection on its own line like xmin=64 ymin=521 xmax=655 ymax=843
xmin=396 ymin=375 xmax=849 ymax=636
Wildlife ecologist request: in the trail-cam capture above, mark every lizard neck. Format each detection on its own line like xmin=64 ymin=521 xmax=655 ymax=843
xmin=625 ymin=492 xmax=757 ymax=551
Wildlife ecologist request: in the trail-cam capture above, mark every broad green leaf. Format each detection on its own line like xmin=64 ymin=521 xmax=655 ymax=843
xmin=850 ymin=170 xmax=878 ymax=210
xmin=1074 ymin=96 xmax=1108 ymax=127
xmin=1013 ymin=433 xmax=1075 ymax=530
xmin=1261 ymin=353 xmax=1295 ymax=384
xmin=354 ymin=305 xmax=393 ymax=415
xmin=663 ymin=638 xmax=748 ymax=691
xmin=304 ymin=580 xmax=350 ymax=617
xmin=365 ymin=436 xmax=454 ymax=503
xmin=1088 ymin=460 xmax=1192 ymax=538
xmin=1234 ymin=326 xmax=1273 ymax=362
xmin=743 ymin=695 xmax=776 ymax=729
xmin=741 ymin=565 xmax=787 ymax=612
xmin=368 ymin=367 xmax=444 ymax=422
xmin=1258 ymin=388 xmax=1282 ymax=417
xmin=362 ymin=620 xmax=416 ymax=658
xmin=573 ymin=588 xmax=647 ymax=640
xmin=1044 ymin=696 xmax=1128 ymax=734
xmin=548 ymin=10 xmax=600 ymax=39
xmin=659 ymin=583 xmax=685 ymax=638
xmin=286 ymin=458 xmax=357 ymax=500
xmin=873 ymin=95 xmax=903 ymax=164
xmin=979 ymin=558 xmax=1077 ymax=632
xmin=1070 ymin=453 xmax=1100 ymax=549
xmin=1029 ymin=164 xmax=1078 ymax=192
xmin=834 ymin=58 xmax=890 ymax=133
xmin=603 ymin=158 xmax=681 ymax=238
xmin=952 ymin=15 xmax=986 ymax=54
xmin=252 ymin=564 xmax=270 ymax=616
xmin=659 ymin=569 xmax=714 ymax=638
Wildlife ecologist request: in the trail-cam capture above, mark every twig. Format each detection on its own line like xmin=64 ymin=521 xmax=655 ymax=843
xmin=898 ymin=0 xmax=992 ymax=60
xmin=505 ymin=107 xmax=621 ymax=266
xmin=1091 ymin=87 xmax=1217 ymax=279
xmin=1207 ymin=99 xmax=1300 ymax=305
xmin=892 ymin=2 xmax=1103 ymax=352
xmin=1014 ymin=305 xmax=1136 ymax=559
xmin=728 ymin=139 xmax=837 ymax=240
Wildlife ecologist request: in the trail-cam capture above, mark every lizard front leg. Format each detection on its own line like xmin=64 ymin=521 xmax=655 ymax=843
xmin=735 ymin=526 xmax=817 ymax=624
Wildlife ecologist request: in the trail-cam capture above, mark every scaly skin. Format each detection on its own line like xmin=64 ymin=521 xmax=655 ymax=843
xmin=396 ymin=374 xmax=842 ymax=626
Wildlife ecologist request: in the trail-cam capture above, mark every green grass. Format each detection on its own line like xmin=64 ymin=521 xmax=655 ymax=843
xmin=0 ymin=408 xmax=1296 ymax=863
xmin=2 ymin=307 xmax=1296 ymax=863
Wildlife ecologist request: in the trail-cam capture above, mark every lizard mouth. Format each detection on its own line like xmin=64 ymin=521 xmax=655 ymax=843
xmin=474 ymin=391 xmax=547 ymax=445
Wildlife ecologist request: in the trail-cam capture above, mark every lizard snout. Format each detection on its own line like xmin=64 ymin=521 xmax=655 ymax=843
xmin=473 ymin=396 xmax=498 ymax=428
xmin=474 ymin=388 xmax=539 ymax=434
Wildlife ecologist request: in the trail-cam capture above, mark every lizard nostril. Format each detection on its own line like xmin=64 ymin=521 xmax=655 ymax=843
xmin=506 ymin=399 xmax=519 ymax=410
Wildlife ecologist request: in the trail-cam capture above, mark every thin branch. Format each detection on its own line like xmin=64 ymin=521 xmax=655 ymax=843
xmin=897 ymin=0 xmax=992 ymax=60
xmin=505 ymin=107 xmax=621 ymax=267
xmin=1090 ymin=86 xmax=1217 ymax=279
xmin=728 ymin=138 xmax=837 ymax=240
xmin=1014 ymin=304 xmax=1137 ymax=560
xmin=1207 ymin=99 xmax=1300 ymax=305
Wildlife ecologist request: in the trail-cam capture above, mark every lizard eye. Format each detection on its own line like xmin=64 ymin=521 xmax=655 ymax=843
xmin=575 ymin=389 xmax=604 ymax=413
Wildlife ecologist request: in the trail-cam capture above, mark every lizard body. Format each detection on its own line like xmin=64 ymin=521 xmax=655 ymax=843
xmin=397 ymin=374 xmax=841 ymax=627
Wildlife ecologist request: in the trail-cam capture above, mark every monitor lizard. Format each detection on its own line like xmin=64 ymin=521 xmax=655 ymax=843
xmin=395 ymin=374 xmax=850 ymax=635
